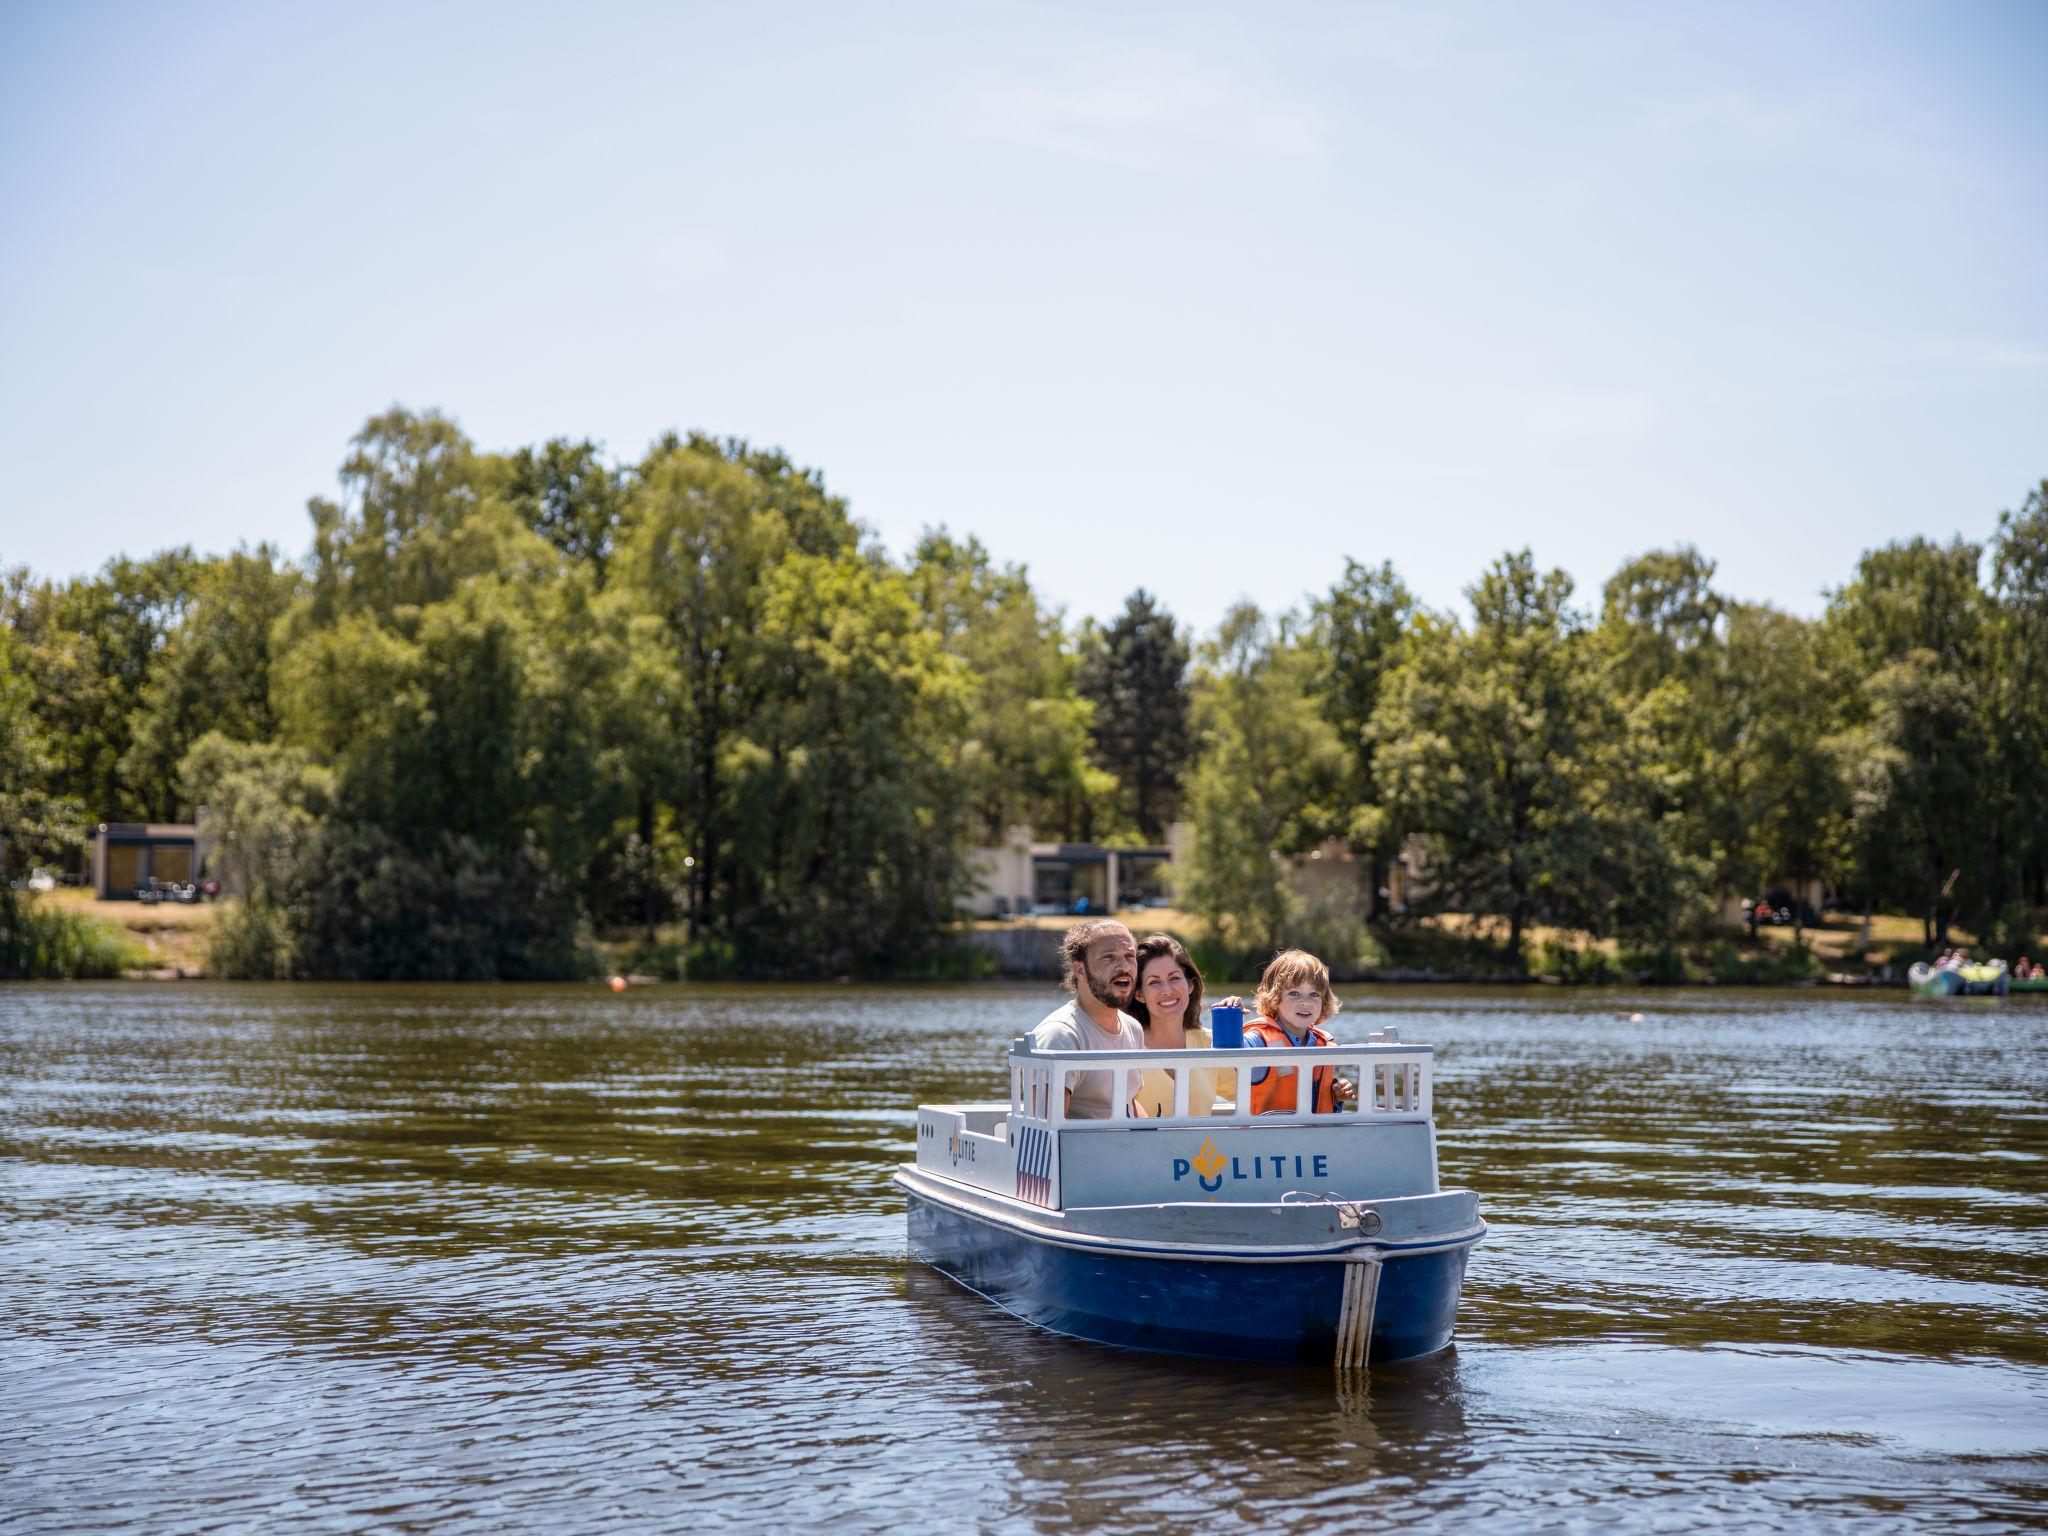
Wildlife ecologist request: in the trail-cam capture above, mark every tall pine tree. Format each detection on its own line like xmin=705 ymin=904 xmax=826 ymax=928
xmin=1077 ymin=591 xmax=1191 ymax=842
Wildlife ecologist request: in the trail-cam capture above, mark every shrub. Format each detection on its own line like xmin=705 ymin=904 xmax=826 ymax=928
xmin=281 ymin=825 xmax=595 ymax=981
xmin=1618 ymin=944 xmax=1692 ymax=983
xmin=0 ymin=892 xmax=149 ymax=979
xmin=682 ymin=935 xmax=738 ymax=980
xmin=1373 ymin=920 xmax=1526 ymax=976
xmin=1984 ymin=901 xmax=2044 ymax=960
xmin=1701 ymin=937 xmax=1827 ymax=982
xmin=1533 ymin=937 xmax=1623 ymax=984
xmin=1285 ymin=881 xmax=1389 ymax=978
xmin=206 ymin=898 xmax=296 ymax=980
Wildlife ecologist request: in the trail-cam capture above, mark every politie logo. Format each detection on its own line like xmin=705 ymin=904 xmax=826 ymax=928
xmin=1173 ymin=1137 xmax=1331 ymax=1195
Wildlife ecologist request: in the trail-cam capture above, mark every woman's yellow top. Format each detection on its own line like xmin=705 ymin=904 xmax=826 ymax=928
xmin=1135 ymin=1027 xmax=1236 ymax=1117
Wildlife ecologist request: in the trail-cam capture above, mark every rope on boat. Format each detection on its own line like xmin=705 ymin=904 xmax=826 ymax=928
xmin=1336 ymin=1257 xmax=1382 ymax=1372
xmin=1279 ymin=1190 xmax=1383 ymax=1236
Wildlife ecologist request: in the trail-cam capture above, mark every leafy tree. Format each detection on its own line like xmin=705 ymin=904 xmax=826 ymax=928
xmin=615 ymin=446 xmax=786 ymax=936
xmin=121 ymin=547 xmax=297 ymax=821
xmin=613 ymin=435 xmax=862 ymax=936
xmin=1179 ymin=604 xmax=1348 ymax=953
xmin=4 ymin=550 xmax=199 ymax=820
xmin=907 ymin=529 xmax=1106 ymax=842
xmin=282 ymin=823 xmax=589 ymax=982
xmin=1600 ymin=546 xmax=1726 ymax=695
xmin=1711 ymin=604 xmax=1849 ymax=927
xmin=722 ymin=551 xmax=971 ymax=973
xmin=1987 ymin=483 xmax=2048 ymax=911
xmin=1308 ymin=558 xmax=1419 ymax=862
xmin=178 ymin=732 xmax=331 ymax=978
xmin=1075 ymin=590 xmax=1191 ymax=842
xmin=301 ymin=407 xmax=483 ymax=623
xmin=1826 ymin=537 xmax=1995 ymax=939
xmin=504 ymin=438 xmax=625 ymax=575
xmin=1839 ymin=653 xmax=1985 ymax=945
xmin=1371 ymin=552 xmax=1701 ymax=958
xmin=1591 ymin=548 xmax=1729 ymax=891
xmin=2 ymin=625 xmax=90 ymax=973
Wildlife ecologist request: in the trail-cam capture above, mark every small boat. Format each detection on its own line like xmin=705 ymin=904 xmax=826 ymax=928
xmin=1909 ymin=960 xmax=2010 ymax=998
xmin=2011 ymin=975 xmax=2048 ymax=994
xmin=896 ymin=1029 xmax=1484 ymax=1367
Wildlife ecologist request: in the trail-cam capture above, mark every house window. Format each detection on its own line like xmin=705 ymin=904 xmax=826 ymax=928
xmin=107 ymin=845 xmax=142 ymax=892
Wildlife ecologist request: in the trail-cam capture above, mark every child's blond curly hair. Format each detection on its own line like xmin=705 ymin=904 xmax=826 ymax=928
xmin=1255 ymin=949 xmax=1341 ymax=1025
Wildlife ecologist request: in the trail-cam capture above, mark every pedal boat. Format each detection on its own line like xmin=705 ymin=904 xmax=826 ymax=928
xmin=1910 ymin=960 xmax=2010 ymax=998
xmin=896 ymin=1029 xmax=1483 ymax=1367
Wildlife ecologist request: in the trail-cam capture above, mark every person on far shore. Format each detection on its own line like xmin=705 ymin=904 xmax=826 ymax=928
xmin=1244 ymin=949 xmax=1359 ymax=1116
xmin=1029 ymin=919 xmax=1147 ymax=1120
xmin=1128 ymin=934 xmax=1235 ymax=1118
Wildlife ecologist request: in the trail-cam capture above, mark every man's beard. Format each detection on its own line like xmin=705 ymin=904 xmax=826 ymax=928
xmin=1087 ymin=967 xmax=1131 ymax=1010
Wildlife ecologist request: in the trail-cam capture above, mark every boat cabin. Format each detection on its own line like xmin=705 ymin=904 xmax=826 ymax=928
xmin=914 ymin=1030 xmax=1439 ymax=1214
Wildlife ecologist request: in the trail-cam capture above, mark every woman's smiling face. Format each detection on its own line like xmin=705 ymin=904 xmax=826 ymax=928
xmin=1138 ymin=955 xmax=1189 ymax=1025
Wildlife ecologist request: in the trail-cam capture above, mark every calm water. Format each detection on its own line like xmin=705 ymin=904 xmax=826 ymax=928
xmin=3 ymin=982 xmax=2045 ymax=1533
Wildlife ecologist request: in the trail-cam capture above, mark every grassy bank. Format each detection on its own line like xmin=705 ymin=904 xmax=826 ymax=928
xmin=38 ymin=887 xmax=217 ymax=976
xmin=3 ymin=889 xmax=155 ymax=978
xmin=18 ymin=889 xmax=2042 ymax=986
xmin=962 ymin=905 xmax=2047 ymax=986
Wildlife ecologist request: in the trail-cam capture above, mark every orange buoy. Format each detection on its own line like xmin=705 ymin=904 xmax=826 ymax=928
xmin=609 ymin=975 xmax=628 ymax=993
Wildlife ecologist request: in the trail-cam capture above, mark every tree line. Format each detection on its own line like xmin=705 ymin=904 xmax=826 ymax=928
xmin=2 ymin=407 xmax=2042 ymax=978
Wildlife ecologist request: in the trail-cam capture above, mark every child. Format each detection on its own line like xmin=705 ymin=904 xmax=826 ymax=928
xmin=1244 ymin=949 xmax=1360 ymax=1115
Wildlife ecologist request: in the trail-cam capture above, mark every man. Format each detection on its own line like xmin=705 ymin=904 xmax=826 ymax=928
xmin=1029 ymin=918 xmax=1148 ymax=1119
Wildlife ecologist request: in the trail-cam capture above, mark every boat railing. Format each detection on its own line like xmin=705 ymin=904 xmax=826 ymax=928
xmin=1009 ymin=1030 xmax=1433 ymax=1130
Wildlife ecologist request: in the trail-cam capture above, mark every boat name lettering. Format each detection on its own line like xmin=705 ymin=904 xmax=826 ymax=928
xmin=1173 ymin=1137 xmax=1328 ymax=1193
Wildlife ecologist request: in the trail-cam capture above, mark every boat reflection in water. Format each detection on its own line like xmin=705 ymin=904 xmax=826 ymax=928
xmin=896 ymin=1028 xmax=1484 ymax=1368
xmin=896 ymin=1264 xmax=1474 ymax=1516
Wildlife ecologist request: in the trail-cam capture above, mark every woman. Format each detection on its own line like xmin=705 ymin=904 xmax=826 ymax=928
xmin=1127 ymin=934 xmax=1236 ymax=1117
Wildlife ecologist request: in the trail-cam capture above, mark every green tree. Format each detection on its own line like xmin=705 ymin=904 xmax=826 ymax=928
xmin=721 ymin=551 xmax=971 ymax=973
xmin=1 ymin=624 xmax=86 ymax=880
xmin=907 ymin=530 xmax=1107 ymax=843
xmin=1179 ymin=604 xmax=1348 ymax=953
xmin=1075 ymin=590 xmax=1191 ymax=842
xmin=1711 ymin=604 xmax=1849 ymax=929
xmin=177 ymin=732 xmax=331 ymax=978
xmin=613 ymin=435 xmax=862 ymax=936
xmin=1307 ymin=558 xmax=1419 ymax=862
xmin=120 ymin=547 xmax=297 ymax=821
xmin=1372 ymin=552 xmax=1700 ymax=958
xmin=4 ymin=550 xmax=199 ymax=820
xmin=1826 ymin=537 xmax=1994 ymax=940
xmin=299 ymin=408 xmax=484 ymax=624
xmin=1987 ymin=482 xmax=2048 ymax=912
xmin=1600 ymin=546 xmax=1726 ymax=695
xmin=504 ymin=438 xmax=625 ymax=575
xmin=1592 ymin=548 xmax=1730 ymax=893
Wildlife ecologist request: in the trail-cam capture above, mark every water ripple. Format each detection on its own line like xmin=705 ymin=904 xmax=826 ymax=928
xmin=2 ymin=981 xmax=2045 ymax=1533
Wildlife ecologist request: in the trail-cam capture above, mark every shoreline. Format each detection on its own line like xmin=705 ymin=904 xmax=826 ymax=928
xmin=37 ymin=966 xmax=1922 ymax=988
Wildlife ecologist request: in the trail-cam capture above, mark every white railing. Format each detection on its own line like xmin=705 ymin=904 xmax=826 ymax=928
xmin=1009 ymin=1029 xmax=1433 ymax=1130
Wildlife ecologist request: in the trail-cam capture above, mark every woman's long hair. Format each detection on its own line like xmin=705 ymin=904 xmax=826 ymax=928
xmin=1129 ymin=934 xmax=1204 ymax=1034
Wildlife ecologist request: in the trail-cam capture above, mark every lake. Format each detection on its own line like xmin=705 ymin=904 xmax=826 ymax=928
xmin=3 ymin=981 xmax=2044 ymax=1533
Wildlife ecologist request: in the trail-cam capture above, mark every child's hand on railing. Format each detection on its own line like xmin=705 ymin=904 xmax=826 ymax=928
xmin=1331 ymin=1075 xmax=1360 ymax=1106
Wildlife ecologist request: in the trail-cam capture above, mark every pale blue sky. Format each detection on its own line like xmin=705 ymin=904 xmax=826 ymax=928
xmin=2 ymin=0 xmax=2042 ymax=634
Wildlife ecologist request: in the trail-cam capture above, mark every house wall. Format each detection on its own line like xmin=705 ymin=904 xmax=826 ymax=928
xmin=962 ymin=826 xmax=1035 ymax=917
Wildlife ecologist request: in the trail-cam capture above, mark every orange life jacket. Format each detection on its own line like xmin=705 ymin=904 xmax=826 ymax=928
xmin=1244 ymin=1019 xmax=1338 ymax=1115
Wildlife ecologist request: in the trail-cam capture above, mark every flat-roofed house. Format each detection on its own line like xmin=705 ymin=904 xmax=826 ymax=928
xmin=92 ymin=821 xmax=208 ymax=899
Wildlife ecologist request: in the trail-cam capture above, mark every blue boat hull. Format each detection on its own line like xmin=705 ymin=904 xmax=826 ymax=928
xmin=905 ymin=1189 xmax=1471 ymax=1366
